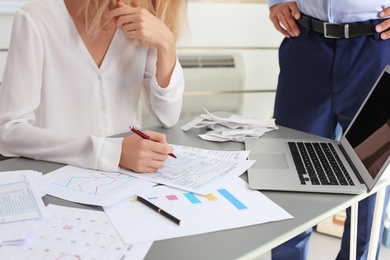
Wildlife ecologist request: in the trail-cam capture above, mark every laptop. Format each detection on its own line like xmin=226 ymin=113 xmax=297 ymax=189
xmin=245 ymin=65 xmax=390 ymax=194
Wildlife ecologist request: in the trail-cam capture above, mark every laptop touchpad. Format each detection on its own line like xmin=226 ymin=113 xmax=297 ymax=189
xmin=251 ymin=153 xmax=289 ymax=169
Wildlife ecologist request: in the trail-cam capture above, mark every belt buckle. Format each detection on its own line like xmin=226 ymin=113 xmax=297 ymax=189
xmin=323 ymin=22 xmax=341 ymax=38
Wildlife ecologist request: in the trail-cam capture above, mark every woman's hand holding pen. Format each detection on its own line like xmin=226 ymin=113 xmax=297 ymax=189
xmin=119 ymin=130 xmax=174 ymax=173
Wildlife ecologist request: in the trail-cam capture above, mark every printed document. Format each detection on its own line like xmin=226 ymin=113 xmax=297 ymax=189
xmin=0 ymin=170 xmax=50 ymax=245
xmin=120 ymin=145 xmax=255 ymax=195
xmin=0 ymin=171 xmax=46 ymax=223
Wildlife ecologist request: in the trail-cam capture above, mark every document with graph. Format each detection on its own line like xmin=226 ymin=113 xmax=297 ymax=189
xmin=120 ymin=144 xmax=255 ymax=195
xmin=104 ymin=178 xmax=293 ymax=244
xmin=44 ymin=166 xmax=155 ymax=206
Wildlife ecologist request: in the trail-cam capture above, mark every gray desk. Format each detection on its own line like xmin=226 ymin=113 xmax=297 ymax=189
xmin=1 ymin=117 xmax=389 ymax=260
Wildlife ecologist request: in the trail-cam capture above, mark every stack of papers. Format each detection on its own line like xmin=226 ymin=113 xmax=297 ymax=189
xmin=0 ymin=171 xmax=49 ymax=245
xmin=35 ymin=146 xmax=292 ymax=247
xmin=181 ymin=109 xmax=278 ymax=142
xmin=0 ymin=133 xmax=294 ymax=259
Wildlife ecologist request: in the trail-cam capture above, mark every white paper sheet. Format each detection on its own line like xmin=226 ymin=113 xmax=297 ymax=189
xmin=0 ymin=204 xmax=153 ymax=260
xmin=104 ymin=178 xmax=293 ymax=244
xmin=120 ymin=145 xmax=255 ymax=195
xmin=0 ymin=219 xmax=36 ymax=245
xmin=43 ymin=166 xmax=156 ymax=207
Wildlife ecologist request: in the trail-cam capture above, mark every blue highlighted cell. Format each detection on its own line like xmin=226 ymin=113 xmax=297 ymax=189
xmin=184 ymin=192 xmax=201 ymax=204
xmin=217 ymin=189 xmax=247 ymax=210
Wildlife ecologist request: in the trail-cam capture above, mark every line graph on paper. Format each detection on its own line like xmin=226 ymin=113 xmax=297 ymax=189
xmin=58 ymin=170 xmax=133 ymax=196
xmin=44 ymin=166 xmax=155 ymax=206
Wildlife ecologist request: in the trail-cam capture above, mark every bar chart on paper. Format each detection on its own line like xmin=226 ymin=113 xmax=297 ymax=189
xmin=104 ymin=178 xmax=293 ymax=244
xmin=141 ymin=188 xmax=248 ymax=213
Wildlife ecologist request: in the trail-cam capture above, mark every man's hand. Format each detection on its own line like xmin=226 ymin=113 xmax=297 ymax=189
xmin=269 ymin=2 xmax=301 ymax=38
xmin=376 ymin=7 xmax=390 ymax=40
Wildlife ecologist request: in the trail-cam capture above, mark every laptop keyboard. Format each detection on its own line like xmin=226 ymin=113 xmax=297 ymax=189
xmin=288 ymin=142 xmax=355 ymax=186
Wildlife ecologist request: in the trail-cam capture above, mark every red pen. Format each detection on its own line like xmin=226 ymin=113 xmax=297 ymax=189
xmin=129 ymin=126 xmax=177 ymax=159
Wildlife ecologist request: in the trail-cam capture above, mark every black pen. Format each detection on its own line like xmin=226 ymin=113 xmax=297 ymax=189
xmin=136 ymin=195 xmax=182 ymax=225
xmin=129 ymin=125 xmax=177 ymax=159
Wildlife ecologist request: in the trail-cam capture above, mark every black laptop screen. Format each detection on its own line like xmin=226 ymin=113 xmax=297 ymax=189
xmin=345 ymin=71 xmax=390 ymax=179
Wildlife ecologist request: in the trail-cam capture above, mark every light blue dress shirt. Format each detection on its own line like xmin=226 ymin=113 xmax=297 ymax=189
xmin=267 ymin=0 xmax=390 ymax=23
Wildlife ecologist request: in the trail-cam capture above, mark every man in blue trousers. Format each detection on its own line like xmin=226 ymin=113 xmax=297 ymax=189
xmin=267 ymin=1 xmax=390 ymax=259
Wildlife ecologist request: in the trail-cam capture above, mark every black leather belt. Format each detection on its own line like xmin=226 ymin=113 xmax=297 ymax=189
xmin=297 ymin=15 xmax=376 ymax=38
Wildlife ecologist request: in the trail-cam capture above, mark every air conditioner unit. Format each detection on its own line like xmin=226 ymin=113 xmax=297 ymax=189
xmin=139 ymin=51 xmax=245 ymax=127
xmin=179 ymin=51 xmax=245 ymax=118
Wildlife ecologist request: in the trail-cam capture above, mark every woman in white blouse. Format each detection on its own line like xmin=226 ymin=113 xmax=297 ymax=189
xmin=0 ymin=0 xmax=186 ymax=172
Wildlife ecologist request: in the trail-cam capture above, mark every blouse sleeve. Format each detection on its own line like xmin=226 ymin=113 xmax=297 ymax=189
xmin=142 ymin=46 xmax=185 ymax=128
xmin=0 ymin=10 xmax=122 ymax=172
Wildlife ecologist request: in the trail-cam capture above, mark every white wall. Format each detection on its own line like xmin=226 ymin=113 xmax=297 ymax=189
xmin=176 ymin=1 xmax=283 ymax=120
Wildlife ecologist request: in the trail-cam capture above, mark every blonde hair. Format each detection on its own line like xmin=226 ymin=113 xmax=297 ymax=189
xmin=83 ymin=0 xmax=187 ymax=42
